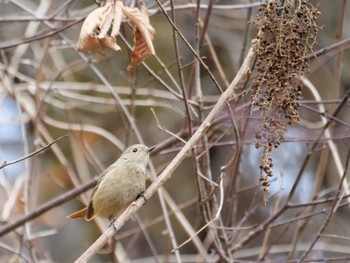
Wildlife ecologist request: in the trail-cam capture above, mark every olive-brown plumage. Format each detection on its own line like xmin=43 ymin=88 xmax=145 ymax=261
xmin=67 ymin=144 xmax=154 ymax=221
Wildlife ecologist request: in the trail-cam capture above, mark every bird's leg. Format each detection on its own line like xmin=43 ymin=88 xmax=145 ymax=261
xmin=108 ymin=216 xmax=117 ymax=230
xmin=136 ymin=191 xmax=147 ymax=205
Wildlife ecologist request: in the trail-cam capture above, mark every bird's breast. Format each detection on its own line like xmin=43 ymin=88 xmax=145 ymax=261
xmin=91 ymin=163 xmax=146 ymax=218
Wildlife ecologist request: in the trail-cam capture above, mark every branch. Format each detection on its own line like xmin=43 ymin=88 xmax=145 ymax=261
xmin=305 ymin=37 xmax=350 ymax=60
xmin=74 ymin=47 xmax=256 ymax=263
xmin=0 ymin=177 xmax=96 ymax=237
xmin=0 ymin=18 xmax=83 ymax=50
xmin=301 ymin=148 xmax=350 ymax=260
xmin=0 ymin=134 xmax=68 ymax=169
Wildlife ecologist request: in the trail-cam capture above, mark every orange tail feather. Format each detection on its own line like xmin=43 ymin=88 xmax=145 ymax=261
xmin=67 ymin=207 xmax=96 ymax=221
xmin=67 ymin=207 xmax=88 ymax=219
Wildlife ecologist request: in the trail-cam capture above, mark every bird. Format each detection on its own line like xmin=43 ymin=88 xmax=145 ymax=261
xmin=67 ymin=144 xmax=155 ymax=222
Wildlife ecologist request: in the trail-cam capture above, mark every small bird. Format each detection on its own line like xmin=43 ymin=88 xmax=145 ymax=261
xmin=67 ymin=144 xmax=155 ymax=222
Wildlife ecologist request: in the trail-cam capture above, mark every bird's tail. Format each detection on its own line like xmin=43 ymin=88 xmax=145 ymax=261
xmin=67 ymin=207 xmax=96 ymax=221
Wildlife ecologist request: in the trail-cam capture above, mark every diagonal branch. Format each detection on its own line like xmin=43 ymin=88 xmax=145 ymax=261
xmin=0 ymin=177 xmax=97 ymax=237
xmin=74 ymin=47 xmax=256 ymax=263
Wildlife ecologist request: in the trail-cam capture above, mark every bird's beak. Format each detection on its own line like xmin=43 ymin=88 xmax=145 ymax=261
xmin=148 ymin=146 xmax=156 ymax=153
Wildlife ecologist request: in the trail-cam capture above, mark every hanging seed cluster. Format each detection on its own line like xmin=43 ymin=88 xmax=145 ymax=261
xmin=251 ymin=0 xmax=320 ymax=203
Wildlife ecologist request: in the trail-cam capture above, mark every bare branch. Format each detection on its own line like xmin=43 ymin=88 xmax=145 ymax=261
xmin=0 ymin=135 xmax=68 ymax=170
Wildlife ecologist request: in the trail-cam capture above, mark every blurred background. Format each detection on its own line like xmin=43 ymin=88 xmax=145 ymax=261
xmin=0 ymin=0 xmax=350 ymax=262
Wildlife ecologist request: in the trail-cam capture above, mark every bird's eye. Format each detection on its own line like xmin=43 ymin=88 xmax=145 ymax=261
xmin=132 ymin=147 xmax=138 ymax=153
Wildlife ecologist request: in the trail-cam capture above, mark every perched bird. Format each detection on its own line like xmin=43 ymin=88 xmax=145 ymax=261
xmin=67 ymin=144 xmax=155 ymax=222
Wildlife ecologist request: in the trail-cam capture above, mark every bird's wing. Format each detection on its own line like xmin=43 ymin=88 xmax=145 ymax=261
xmin=85 ymin=163 xmax=120 ymax=220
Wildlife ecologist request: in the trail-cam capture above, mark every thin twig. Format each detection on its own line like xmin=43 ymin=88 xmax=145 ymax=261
xmin=172 ymin=174 xmax=224 ymax=252
xmin=151 ymin=108 xmax=187 ymax=144
xmin=301 ymin=148 xmax=350 ymax=260
xmin=305 ymin=37 xmax=350 ymax=60
xmin=0 ymin=18 xmax=84 ymax=50
xmin=155 ymin=0 xmax=223 ymax=94
xmin=0 ymin=135 xmax=68 ymax=170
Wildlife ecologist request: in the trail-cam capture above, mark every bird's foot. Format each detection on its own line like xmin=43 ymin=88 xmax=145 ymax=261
xmin=109 ymin=217 xmax=117 ymax=230
xmin=136 ymin=191 xmax=147 ymax=205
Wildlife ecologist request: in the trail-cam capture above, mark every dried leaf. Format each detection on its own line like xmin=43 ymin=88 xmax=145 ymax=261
xmin=97 ymin=5 xmax=114 ymax=38
xmin=98 ymin=36 xmax=120 ymax=51
xmin=75 ymin=1 xmax=156 ymax=71
xmin=76 ymin=2 xmax=121 ymax=52
xmin=112 ymin=1 xmax=124 ymax=36
xmin=127 ymin=28 xmax=152 ymax=71
xmin=122 ymin=4 xmax=156 ymax=70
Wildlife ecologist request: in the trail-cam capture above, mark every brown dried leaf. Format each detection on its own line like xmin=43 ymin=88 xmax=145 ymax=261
xmin=98 ymin=36 xmax=120 ymax=51
xmin=127 ymin=28 xmax=152 ymax=71
xmin=76 ymin=2 xmax=122 ymax=52
xmin=112 ymin=1 xmax=124 ymax=36
xmin=75 ymin=1 xmax=155 ymax=70
xmin=97 ymin=5 xmax=114 ymax=38
xmin=122 ymin=4 xmax=156 ymax=71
